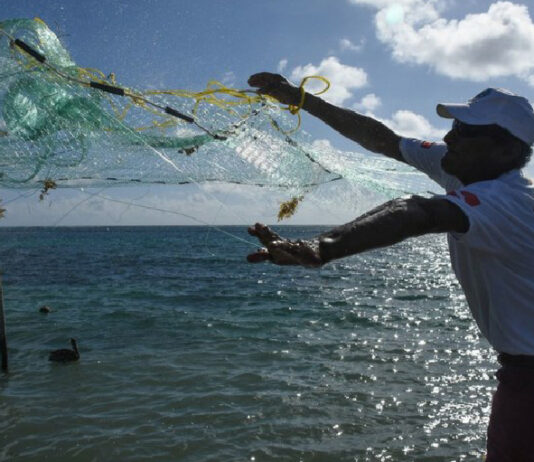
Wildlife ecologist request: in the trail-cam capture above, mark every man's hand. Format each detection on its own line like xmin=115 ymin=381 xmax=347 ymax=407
xmin=247 ymin=223 xmax=323 ymax=268
xmin=248 ymin=72 xmax=300 ymax=106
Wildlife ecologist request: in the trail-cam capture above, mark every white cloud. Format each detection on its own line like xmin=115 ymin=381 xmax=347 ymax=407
xmin=339 ymin=38 xmax=364 ymax=52
xmin=289 ymin=56 xmax=368 ymax=105
xmin=349 ymin=1 xmax=534 ymax=83
xmin=277 ymin=59 xmax=288 ymax=73
xmin=353 ymin=93 xmax=382 ymax=112
xmin=349 ymin=0 xmax=443 ymax=24
xmin=373 ymin=109 xmax=447 ymax=140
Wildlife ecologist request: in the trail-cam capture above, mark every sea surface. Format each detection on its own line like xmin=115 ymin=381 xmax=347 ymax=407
xmin=0 ymin=226 xmax=496 ymax=461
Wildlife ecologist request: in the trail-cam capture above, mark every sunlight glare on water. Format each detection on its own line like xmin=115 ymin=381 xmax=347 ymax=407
xmin=0 ymin=227 xmax=495 ymax=461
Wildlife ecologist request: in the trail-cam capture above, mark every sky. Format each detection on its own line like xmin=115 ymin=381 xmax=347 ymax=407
xmin=2 ymin=0 xmax=534 ymax=226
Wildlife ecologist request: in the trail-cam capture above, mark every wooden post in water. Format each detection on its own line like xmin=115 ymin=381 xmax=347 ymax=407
xmin=0 ymin=273 xmax=7 ymax=372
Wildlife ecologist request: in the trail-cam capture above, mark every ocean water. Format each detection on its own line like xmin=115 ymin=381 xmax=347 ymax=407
xmin=0 ymin=226 xmax=495 ymax=462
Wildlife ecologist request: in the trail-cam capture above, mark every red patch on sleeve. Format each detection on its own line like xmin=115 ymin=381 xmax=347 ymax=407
xmin=460 ymin=191 xmax=481 ymax=206
xmin=420 ymin=141 xmax=434 ymax=149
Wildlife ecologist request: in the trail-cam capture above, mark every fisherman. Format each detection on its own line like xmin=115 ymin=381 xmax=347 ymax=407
xmin=246 ymin=72 xmax=534 ymax=461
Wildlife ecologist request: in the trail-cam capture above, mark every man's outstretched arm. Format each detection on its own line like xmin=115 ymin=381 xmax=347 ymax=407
xmin=247 ymin=196 xmax=469 ymax=267
xmin=248 ymin=72 xmax=404 ymax=162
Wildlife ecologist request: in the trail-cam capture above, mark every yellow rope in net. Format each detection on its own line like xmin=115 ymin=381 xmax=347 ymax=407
xmin=5 ymin=18 xmax=331 ymax=137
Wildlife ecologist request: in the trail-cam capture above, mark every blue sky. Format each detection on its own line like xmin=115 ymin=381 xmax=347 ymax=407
xmin=2 ymin=0 xmax=534 ymax=226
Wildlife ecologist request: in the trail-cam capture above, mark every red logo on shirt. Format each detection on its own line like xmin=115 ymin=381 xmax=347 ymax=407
xmin=460 ymin=191 xmax=481 ymax=206
xmin=447 ymin=190 xmax=481 ymax=206
xmin=420 ymin=141 xmax=434 ymax=149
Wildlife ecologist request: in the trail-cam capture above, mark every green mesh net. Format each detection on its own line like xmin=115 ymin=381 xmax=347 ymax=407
xmin=0 ymin=18 xmax=431 ymax=208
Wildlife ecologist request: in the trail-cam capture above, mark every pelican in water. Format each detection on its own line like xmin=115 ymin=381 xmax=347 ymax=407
xmin=49 ymin=338 xmax=80 ymax=362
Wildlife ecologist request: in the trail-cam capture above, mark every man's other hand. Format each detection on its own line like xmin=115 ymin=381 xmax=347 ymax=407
xmin=246 ymin=223 xmax=323 ymax=268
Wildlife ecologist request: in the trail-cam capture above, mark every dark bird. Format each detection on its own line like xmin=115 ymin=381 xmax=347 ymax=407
xmin=49 ymin=338 xmax=80 ymax=362
xmin=39 ymin=305 xmax=52 ymax=314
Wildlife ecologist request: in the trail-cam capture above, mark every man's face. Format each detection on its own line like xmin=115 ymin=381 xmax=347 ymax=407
xmin=441 ymin=120 xmax=511 ymax=184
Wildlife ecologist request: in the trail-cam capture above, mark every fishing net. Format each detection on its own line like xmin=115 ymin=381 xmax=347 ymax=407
xmin=0 ymin=18 xmax=432 ymax=220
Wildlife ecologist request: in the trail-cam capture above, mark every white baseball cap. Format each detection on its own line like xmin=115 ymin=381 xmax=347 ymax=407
xmin=436 ymin=88 xmax=534 ymax=145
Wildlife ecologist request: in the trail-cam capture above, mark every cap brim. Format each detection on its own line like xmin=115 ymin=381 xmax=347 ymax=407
xmin=436 ymin=104 xmax=469 ymax=119
xmin=436 ymin=103 xmax=488 ymax=125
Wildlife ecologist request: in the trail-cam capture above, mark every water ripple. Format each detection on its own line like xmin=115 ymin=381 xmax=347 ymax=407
xmin=0 ymin=227 xmax=493 ymax=461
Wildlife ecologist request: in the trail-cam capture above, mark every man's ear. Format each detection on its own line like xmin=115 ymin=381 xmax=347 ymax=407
xmin=499 ymin=137 xmax=526 ymax=170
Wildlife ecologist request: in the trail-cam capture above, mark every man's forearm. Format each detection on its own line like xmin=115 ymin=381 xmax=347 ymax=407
xmin=317 ymin=196 xmax=454 ymax=263
xmin=302 ymin=93 xmax=403 ymax=162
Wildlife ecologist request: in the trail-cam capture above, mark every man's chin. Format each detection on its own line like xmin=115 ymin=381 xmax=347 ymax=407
xmin=441 ymin=158 xmax=464 ymax=182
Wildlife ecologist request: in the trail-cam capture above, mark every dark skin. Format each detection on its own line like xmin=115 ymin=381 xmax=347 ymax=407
xmin=246 ymin=73 xmax=519 ymax=267
xmin=441 ymin=124 xmax=525 ymax=184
